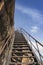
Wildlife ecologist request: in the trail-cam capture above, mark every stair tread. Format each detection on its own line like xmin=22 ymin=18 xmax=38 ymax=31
xmin=13 ymin=45 xmax=28 ymax=46
xmin=10 ymin=62 xmax=38 ymax=65
xmin=11 ymin=56 xmax=35 ymax=58
xmin=13 ymin=47 xmax=29 ymax=49
xmin=12 ymin=50 xmax=31 ymax=52
xmin=14 ymin=41 xmax=27 ymax=43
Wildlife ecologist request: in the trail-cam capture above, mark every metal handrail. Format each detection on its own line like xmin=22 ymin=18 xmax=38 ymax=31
xmin=20 ymin=28 xmax=43 ymax=47
xmin=20 ymin=28 xmax=43 ymax=65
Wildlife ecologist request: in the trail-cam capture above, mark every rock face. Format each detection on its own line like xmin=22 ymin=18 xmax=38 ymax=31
xmin=0 ymin=0 xmax=15 ymax=65
xmin=0 ymin=0 xmax=15 ymax=44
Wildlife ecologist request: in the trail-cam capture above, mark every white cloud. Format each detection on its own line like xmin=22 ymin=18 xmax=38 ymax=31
xmin=30 ymin=26 xmax=39 ymax=33
xmin=15 ymin=5 xmax=43 ymax=25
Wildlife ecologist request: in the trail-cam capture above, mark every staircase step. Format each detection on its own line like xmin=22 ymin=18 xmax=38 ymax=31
xmin=10 ymin=62 xmax=38 ymax=65
xmin=12 ymin=51 xmax=32 ymax=53
xmin=14 ymin=41 xmax=27 ymax=43
xmin=12 ymin=50 xmax=32 ymax=53
xmin=13 ymin=46 xmax=29 ymax=48
xmin=11 ymin=56 xmax=35 ymax=58
xmin=13 ymin=44 xmax=27 ymax=45
xmin=12 ymin=48 xmax=29 ymax=50
xmin=13 ymin=45 xmax=28 ymax=46
xmin=14 ymin=43 xmax=27 ymax=45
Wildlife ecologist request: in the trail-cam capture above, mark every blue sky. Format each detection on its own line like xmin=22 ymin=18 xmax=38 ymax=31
xmin=15 ymin=0 xmax=43 ymax=43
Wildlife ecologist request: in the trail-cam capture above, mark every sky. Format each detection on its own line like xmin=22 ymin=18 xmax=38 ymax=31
xmin=14 ymin=0 xmax=43 ymax=43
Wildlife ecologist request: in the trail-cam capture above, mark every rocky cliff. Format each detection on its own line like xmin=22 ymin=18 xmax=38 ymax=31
xmin=0 ymin=0 xmax=15 ymax=65
xmin=0 ymin=0 xmax=15 ymax=44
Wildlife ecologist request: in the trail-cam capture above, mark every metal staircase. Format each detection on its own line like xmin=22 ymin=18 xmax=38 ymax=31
xmin=0 ymin=0 xmax=43 ymax=65
xmin=9 ymin=31 xmax=41 ymax=65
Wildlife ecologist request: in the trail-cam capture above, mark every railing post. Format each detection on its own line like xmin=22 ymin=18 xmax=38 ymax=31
xmin=28 ymin=36 xmax=32 ymax=50
xmin=35 ymin=41 xmax=42 ymax=65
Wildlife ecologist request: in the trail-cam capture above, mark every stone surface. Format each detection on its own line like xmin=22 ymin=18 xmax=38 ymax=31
xmin=0 ymin=0 xmax=15 ymax=65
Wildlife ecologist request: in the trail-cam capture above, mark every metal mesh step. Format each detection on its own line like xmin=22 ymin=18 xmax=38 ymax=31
xmin=9 ymin=31 xmax=39 ymax=65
